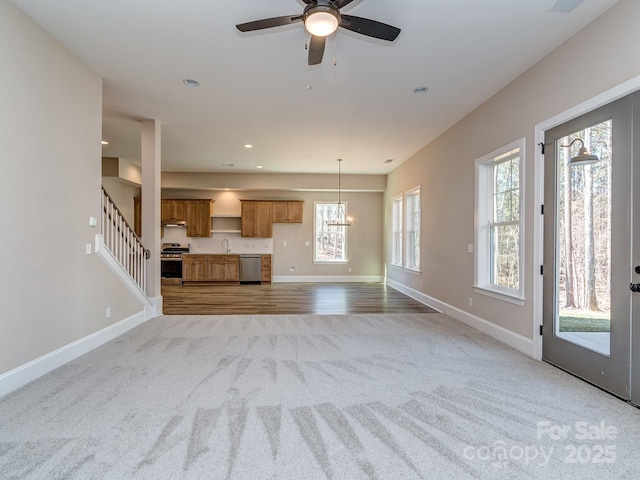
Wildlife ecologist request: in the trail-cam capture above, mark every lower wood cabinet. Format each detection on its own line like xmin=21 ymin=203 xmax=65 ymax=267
xmin=183 ymin=254 xmax=239 ymax=282
xmin=261 ymin=254 xmax=272 ymax=283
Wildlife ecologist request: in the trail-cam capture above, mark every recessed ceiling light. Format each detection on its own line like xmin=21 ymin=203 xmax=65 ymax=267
xmin=256 ymin=165 xmax=263 ymax=169
xmin=413 ymin=86 xmax=428 ymax=94
xmin=183 ymin=79 xmax=200 ymax=87
xmin=244 ymin=144 xmax=253 ymax=149
xmin=101 ymin=140 xmax=109 ymax=145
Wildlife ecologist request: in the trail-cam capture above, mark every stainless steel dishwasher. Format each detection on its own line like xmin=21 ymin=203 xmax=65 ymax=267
xmin=239 ymin=254 xmax=261 ymax=283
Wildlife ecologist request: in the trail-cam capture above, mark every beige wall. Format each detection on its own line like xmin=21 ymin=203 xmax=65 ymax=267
xmin=385 ymin=0 xmax=640 ymax=339
xmin=102 ymin=178 xmax=141 ymax=227
xmin=0 ymin=1 xmax=141 ymax=375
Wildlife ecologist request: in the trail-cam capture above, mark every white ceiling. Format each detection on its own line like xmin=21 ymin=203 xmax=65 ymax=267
xmin=13 ymin=0 xmax=619 ymax=175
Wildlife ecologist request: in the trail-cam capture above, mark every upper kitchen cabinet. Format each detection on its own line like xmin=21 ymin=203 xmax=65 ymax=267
xmin=186 ymin=199 xmax=214 ymax=237
xmin=134 ymin=198 xmax=213 ymax=237
xmin=161 ymin=200 xmax=187 ymax=223
xmin=134 ymin=197 xmax=142 ymax=237
xmin=272 ymin=201 xmax=303 ymax=223
xmin=241 ymin=200 xmax=273 ymax=238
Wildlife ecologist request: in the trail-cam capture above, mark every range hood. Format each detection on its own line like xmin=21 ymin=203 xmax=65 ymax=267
xmin=162 ymin=220 xmax=187 ymax=227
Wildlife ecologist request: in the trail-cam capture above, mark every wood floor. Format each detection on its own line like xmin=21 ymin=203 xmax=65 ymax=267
xmin=161 ymin=282 xmax=438 ymax=315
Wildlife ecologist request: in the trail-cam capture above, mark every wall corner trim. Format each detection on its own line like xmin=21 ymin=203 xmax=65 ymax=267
xmin=0 ymin=310 xmax=148 ymax=399
xmin=386 ymin=279 xmax=535 ymax=358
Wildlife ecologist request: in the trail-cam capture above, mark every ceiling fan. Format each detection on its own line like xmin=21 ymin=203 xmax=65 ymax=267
xmin=236 ymin=0 xmax=401 ymax=65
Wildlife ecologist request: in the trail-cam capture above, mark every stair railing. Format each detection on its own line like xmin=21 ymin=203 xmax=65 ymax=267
xmin=101 ymin=187 xmax=150 ymax=293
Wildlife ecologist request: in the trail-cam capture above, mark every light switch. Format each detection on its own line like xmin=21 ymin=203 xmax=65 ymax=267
xmin=305 ymin=241 xmax=310 ymax=247
xmin=467 ymin=244 xmax=474 ymax=253
xmin=86 ymin=243 xmax=92 ymax=255
xmin=88 ymin=216 xmax=98 ymax=227
xmin=283 ymin=241 xmax=287 ymax=247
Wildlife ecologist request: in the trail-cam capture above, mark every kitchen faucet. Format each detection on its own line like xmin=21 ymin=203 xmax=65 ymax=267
xmin=222 ymin=238 xmax=230 ymax=253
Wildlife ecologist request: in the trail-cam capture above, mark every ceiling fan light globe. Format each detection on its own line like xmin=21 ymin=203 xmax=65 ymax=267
xmin=305 ymin=11 xmax=339 ymax=37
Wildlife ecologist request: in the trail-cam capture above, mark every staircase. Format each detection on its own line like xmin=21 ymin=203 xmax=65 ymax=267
xmin=95 ymin=187 xmax=155 ymax=317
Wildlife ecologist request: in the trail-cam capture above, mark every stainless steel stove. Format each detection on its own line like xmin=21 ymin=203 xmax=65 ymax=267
xmin=161 ymin=243 xmax=190 ymax=284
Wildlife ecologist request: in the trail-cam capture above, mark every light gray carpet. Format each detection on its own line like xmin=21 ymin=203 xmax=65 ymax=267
xmin=1 ymin=313 xmax=639 ymax=479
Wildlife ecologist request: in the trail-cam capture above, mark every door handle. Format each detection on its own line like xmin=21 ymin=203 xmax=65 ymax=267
xmin=631 ymin=283 xmax=640 ymax=293
xmin=636 ymin=266 xmax=640 ymax=274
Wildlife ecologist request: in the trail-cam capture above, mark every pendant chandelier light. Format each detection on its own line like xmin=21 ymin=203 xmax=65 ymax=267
xmin=327 ymin=158 xmax=353 ymax=227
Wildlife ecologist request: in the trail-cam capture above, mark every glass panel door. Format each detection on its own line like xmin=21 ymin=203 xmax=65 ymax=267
xmin=555 ymin=121 xmax=612 ymax=356
xmin=543 ymin=94 xmax=633 ymax=399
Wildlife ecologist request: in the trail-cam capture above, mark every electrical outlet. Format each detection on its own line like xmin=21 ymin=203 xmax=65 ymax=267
xmin=468 ymin=297 xmax=473 ymax=307
xmin=305 ymin=241 xmax=310 ymax=247
xmin=348 ymin=267 xmax=352 ymax=273
xmin=106 ymin=306 xmax=111 ymax=318
xmin=283 ymin=240 xmax=287 ymax=247
xmin=290 ymin=266 xmax=295 ymax=272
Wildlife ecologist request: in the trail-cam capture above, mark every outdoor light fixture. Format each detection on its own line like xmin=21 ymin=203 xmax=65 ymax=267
xmin=303 ymin=2 xmax=340 ymax=37
xmin=327 ymin=158 xmax=353 ymax=227
xmin=561 ymin=138 xmax=600 ymax=165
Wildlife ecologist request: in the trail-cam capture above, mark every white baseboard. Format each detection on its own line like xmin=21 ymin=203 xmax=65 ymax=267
xmin=273 ymin=275 xmax=384 ymax=283
xmin=95 ymin=234 xmax=155 ymax=314
xmin=0 ymin=310 xmax=148 ymax=398
xmin=387 ymin=279 xmax=534 ymax=358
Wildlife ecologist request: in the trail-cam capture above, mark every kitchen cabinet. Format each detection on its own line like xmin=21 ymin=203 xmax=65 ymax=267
xmin=182 ymin=254 xmax=209 ymax=282
xmin=261 ymin=254 xmax=272 ymax=283
xmin=134 ymin=197 xmax=142 ymax=237
xmin=134 ymin=198 xmax=214 ymax=238
xmin=183 ymin=254 xmax=239 ymax=283
xmin=208 ymin=255 xmax=239 ymax=282
xmin=186 ymin=199 xmax=213 ymax=237
xmin=272 ymin=201 xmax=303 ymax=223
xmin=161 ymin=200 xmax=187 ymax=223
xmin=241 ymin=200 xmax=273 ymax=238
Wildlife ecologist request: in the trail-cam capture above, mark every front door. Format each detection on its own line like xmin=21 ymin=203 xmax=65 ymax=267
xmin=543 ymin=92 xmax=637 ymax=401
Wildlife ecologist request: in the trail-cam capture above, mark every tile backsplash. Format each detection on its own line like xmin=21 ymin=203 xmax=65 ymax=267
xmin=163 ymin=228 xmax=273 ymax=254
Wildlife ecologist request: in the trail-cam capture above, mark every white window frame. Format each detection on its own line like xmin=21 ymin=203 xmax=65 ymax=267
xmin=474 ymin=138 xmax=525 ymax=305
xmin=404 ymin=186 xmax=421 ymax=273
xmin=313 ymin=201 xmax=348 ymax=263
xmin=391 ymin=194 xmax=403 ymax=267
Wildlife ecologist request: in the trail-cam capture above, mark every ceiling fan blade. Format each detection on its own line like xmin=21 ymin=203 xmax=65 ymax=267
xmin=236 ymin=15 xmax=302 ymax=32
xmin=334 ymin=0 xmax=357 ymax=8
xmin=340 ymin=15 xmax=401 ymax=41
xmin=308 ymin=35 xmax=326 ymax=66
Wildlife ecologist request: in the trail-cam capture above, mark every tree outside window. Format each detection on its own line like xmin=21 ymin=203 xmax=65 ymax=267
xmin=475 ymin=139 xmax=525 ymax=304
xmin=314 ymin=202 xmax=347 ymax=262
xmin=391 ymin=195 xmax=403 ymax=266
xmin=404 ymin=187 xmax=420 ymax=271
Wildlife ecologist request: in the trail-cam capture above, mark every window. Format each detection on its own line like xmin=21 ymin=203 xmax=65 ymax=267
xmin=475 ymin=138 xmax=525 ymax=304
xmin=404 ymin=186 xmax=421 ymax=271
xmin=391 ymin=195 xmax=403 ymax=266
xmin=314 ymin=202 xmax=347 ymax=262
